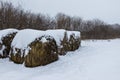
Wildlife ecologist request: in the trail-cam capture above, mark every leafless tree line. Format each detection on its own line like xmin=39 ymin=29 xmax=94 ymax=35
xmin=0 ymin=1 xmax=120 ymax=39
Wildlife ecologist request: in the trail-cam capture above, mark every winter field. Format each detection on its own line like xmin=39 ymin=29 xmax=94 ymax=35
xmin=0 ymin=39 xmax=120 ymax=80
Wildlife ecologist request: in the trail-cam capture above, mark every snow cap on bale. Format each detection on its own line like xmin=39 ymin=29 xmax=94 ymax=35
xmin=46 ymin=29 xmax=81 ymax=46
xmin=0 ymin=29 xmax=18 ymax=58
xmin=67 ymin=30 xmax=80 ymax=39
xmin=0 ymin=29 xmax=18 ymax=43
xmin=46 ymin=29 xmax=66 ymax=46
xmin=11 ymin=29 xmax=47 ymax=56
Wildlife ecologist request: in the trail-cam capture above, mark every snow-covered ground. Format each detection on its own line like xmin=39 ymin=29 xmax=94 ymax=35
xmin=0 ymin=39 xmax=120 ymax=80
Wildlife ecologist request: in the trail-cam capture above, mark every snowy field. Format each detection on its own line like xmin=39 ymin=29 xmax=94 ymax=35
xmin=0 ymin=39 xmax=120 ymax=80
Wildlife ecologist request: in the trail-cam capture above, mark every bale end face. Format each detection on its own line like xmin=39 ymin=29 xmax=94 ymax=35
xmin=24 ymin=38 xmax=59 ymax=67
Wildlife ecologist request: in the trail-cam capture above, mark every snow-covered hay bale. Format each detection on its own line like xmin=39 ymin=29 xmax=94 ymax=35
xmin=46 ymin=29 xmax=81 ymax=55
xmin=10 ymin=29 xmax=58 ymax=67
xmin=0 ymin=29 xmax=18 ymax=58
xmin=60 ymin=31 xmax=81 ymax=55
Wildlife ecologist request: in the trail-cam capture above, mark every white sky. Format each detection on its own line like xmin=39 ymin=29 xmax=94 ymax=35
xmin=2 ymin=0 xmax=120 ymax=24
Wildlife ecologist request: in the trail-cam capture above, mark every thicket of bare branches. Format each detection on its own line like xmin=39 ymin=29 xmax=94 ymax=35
xmin=0 ymin=2 xmax=54 ymax=30
xmin=0 ymin=1 xmax=120 ymax=39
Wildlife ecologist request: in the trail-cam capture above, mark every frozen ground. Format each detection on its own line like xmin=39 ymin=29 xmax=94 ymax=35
xmin=0 ymin=39 xmax=120 ymax=80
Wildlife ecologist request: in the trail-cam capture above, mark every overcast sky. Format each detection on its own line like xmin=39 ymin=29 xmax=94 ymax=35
xmin=2 ymin=0 xmax=120 ymax=24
